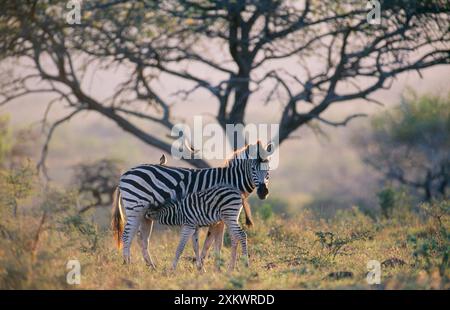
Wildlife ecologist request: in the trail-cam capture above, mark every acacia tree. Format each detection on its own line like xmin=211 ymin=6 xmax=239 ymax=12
xmin=358 ymin=93 xmax=449 ymax=201
xmin=72 ymin=158 xmax=124 ymax=213
xmin=0 ymin=0 xmax=449 ymax=170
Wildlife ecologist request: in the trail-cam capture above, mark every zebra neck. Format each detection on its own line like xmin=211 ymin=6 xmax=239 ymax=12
xmin=220 ymin=163 xmax=255 ymax=195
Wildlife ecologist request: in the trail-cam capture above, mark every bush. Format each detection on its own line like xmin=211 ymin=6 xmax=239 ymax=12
xmin=0 ymin=115 xmax=12 ymax=166
xmin=248 ymin=196 xmax=290 ymax=218
xmin=356 ymin=92 xmax=450 ymax=202
xmin=408 ymin=201 xmax=450 ymax=276
xmin=72 ymin=158 xmax=124 ymax=213
xmin=0 ymin=161 xmax=36 ymax=216
xmin=377 ymin=187 xmax=396 ymax=218
xmin=257 ymin=203 xmax=273 ymax=221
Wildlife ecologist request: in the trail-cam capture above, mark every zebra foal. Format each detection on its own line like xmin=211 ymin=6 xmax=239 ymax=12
xmin=145 ymin=185 xmax=251 ymax=271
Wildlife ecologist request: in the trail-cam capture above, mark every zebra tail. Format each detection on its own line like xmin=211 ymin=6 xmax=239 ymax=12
xmin=111 ymin=187 xmax=124 ymax=249
xmin=242 ymin=195 xmax=254 ymax=227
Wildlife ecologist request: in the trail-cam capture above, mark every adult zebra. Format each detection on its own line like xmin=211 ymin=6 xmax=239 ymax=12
xmin=112 ymin=141 xmax=273 ymax=266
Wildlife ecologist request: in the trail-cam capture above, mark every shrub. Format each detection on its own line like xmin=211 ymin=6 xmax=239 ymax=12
xmin=315 ymin=230 xmax=373 ymax=260
xmin=0 ymin=161 xmax=36 ymax=216
xmin=377 ymin=187 xmax=396 ymax=218
xmin=72 ymin=158 xmax=124 ymax=213
xmin=408 ymin=200 xmax=450 ymax=275
xmin=248 ymin=196 xmax=290 ymax=218
xmin=0 ymin=115 xmax=12 ymax=166
xmin=356 ymin=92 xmax=450 ymax=202
xmin=257 ymin=203 xmax=273 ymax=221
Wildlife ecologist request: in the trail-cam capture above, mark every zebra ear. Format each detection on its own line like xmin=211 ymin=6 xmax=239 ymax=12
xmin=257 ymin=141 xmax=265 ymax=160
xmin=259 ymin=141 xmax=274 ymax=161
xmin=266 ymin=142 xmax=274 ymax=154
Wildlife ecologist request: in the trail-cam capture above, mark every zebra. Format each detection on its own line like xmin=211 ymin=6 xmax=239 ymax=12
xmin=145 ymin=185 xmax=250 ymax=271
xmin=112 ymin=141 xmax=273 ymax=267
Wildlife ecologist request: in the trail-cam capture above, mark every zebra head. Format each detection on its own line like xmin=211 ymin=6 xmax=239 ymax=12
xmin=252 ymin=141 xmax=273 ymax=199
xmin=145 ymin=202 xmax=174 ymax=220
xmin=145 ymin=206 xmax=161 ymax=220
xmin=229 ymin=141 xmax=274 ymax=200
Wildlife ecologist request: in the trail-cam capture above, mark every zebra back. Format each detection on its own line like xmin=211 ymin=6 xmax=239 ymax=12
xmin=146 ymin=185 xmax=242 ymax=227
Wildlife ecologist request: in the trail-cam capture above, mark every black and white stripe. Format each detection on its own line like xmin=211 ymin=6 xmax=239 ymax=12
xmin=145 ymin=185 xmax=248 ymax=271
xmin=115 ymin=142 xmax=272 ymax=266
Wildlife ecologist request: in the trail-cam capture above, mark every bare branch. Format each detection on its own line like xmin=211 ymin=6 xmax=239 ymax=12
xmin=37 ymin=109 xmax=84 ymax=179
xmin=315 ymin=113 xmax=368 ymax=127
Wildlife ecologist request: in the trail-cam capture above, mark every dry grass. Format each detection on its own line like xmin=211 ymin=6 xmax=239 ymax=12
xmin=1 ymin=191 xmax=448 ymax=290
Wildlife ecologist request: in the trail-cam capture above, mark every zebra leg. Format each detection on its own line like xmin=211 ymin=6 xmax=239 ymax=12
xmin=139 ymin=218 xmax=156 ymax=269
xmin=191 ymin=228 xmax=203 ymax=271
xmin=228 ymin=235 xmax=239 ymax=272
xmin=214 ymin=221 xmax=225 ymax=270
xmin=122 ymin=203 xmax=146 ymax=264
xmin=214 ymin=221 xmax=225 ymax=261
xmin=225 ymin=220 xmax=249 ymax=271
xmin=200 ymin=222 xmax=224 ymax=265
xmin=200 ymin=226 xmax=215 ymax=263
xmin=172 ymin=225 xmax=196 ymax=270
xmin=238 ymin=228 xmax=249 ymax=268
xmin=122 ymin=214 xmax=140 ymax=264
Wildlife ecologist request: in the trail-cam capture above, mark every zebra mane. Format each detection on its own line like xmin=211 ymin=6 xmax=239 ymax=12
xmin=223 ymin=141 xmax=263 ymax=167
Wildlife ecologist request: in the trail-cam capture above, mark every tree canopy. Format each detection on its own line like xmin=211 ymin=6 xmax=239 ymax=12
xmin=1 ymin=0 xmax=449 ymax=170
xmin=359 ymin=92 xmax=450 ymax=201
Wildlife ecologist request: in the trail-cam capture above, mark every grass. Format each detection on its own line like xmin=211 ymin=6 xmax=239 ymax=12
xmin=1 ymin=188 xmax=448 ymax=289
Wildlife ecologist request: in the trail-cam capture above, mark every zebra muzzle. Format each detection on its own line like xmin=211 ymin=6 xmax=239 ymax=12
xmin=257 ymin=184 xmax=269 ymax=199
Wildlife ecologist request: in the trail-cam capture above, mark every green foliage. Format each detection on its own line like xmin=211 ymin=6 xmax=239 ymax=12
xmin=227 ymin=275 xmax=245 ymax=289
xmin=0 ymin=183 xmax=102 ymax=289
xmin=257 ymin=203 xmax=273 ymax=221
xmin=377 ymin=187 xmax=396 ymax=218
xmin=40 ymin=187 xmax=78 ymax=213
xmin=377 ymin=186 xmax=412 ymax=219
xmin=0 ymin=161 xmax=36 ymax=216
xmin=0 ymin=117 xmax=39 ymax=216
xmin=408 ymin=201 xmax=450 ymax=275
xmin=249 ymin=196 xmax=290 ymax=218
xmin=315 ymin=230 xmax=373 ymax=260
xmin=361 ymin=92 xmax=450 ymax=201
xmin=375 ymin=93 xmax=450 ymax=146
xmin=59 ymin=214 xmax=99 ymax=252
xmin=0 ymin=115 xmax=12 ymax=166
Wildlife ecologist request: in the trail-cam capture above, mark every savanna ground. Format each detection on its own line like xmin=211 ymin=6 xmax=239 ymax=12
xmin=1 ymin=174 xmax=448 ymax=289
